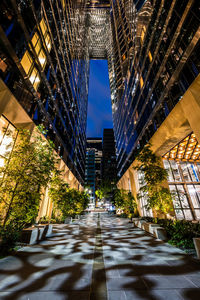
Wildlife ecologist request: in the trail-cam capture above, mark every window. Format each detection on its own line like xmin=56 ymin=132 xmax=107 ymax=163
xmin=20 ymin=51 xmax=33 ymax=75
xmin=148 ymin=51 xmax=152 ymax=62
xmin=140 ymin=76 xmax=144 ymax=88
xmin=163 ymin=159 xmax=200 ymax=220
xmin=0 ymin=116 xmax=17 ymax=169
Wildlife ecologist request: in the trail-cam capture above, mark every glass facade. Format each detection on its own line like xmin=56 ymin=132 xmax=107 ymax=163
xmin=137 ymin=171 xmax=153 ymax=217
xmin=0 ymin=115 xmax=17 ymax=169
xmin=110 ymin=0 xmax=200 ymax=178
xmin=163 ymin=159 xmax=200 ymax=220
xmin=0 ymin=0 xmax=90 ymax=185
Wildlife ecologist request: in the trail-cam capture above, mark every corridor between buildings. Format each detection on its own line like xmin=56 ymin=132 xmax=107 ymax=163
xmin=0 ymin=213 xmax=200 ymax=300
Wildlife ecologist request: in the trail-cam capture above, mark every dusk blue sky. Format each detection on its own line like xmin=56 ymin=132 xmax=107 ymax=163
xmin=86 ymin=60 xmax=113 ymax=138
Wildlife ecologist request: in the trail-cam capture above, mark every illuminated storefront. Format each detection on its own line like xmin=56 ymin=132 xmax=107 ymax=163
xmin=163 ymin=133 xmax=200 ymax=220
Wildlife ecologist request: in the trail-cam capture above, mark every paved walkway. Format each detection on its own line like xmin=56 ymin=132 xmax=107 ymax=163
xmin=0 ymin=213 xmax=200 ymax=299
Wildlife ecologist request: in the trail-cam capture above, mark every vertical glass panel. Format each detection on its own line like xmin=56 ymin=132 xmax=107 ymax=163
xmin=194 ymin=209 xmax=200 ymax=220
xmin=163 ymin=159 xmax=174 ymax=182
xmin=177 ymin=185 xmax=189 ymax=208
xmin=21 ymin=51 xmax=33 ymax=75
xmin=32 ymin=32 xmax=41 ymax=55
xmin=196 ymin=163 xmax=200 ymax=176
xmin=45 ymin=34 xmax=51 ymax=52
xmin=0 ymin=116 xmax=8 ymax=144
xmin=30 ymin=68 xmax=40 ymax=90
xmin=187 ymin=163 xmax=199 ymax=182
xmin=0 ymin=131 xmax=14 ymax=158
xmin=187 ymin=185 xmax=200 ymax=208
xmin=180 ymin=162 xmax=191 ymax=181
xmin=169 ymin=185 xmax=181 ymax=208
xmin=194 ymin=184 xmax=200 ymax=204
xmin=38 ymin=50 xmax=46 ymax=68
xmin=170 ymin=160 xmax=181 ymax=181
xmin=183 ymin=209 xmax=193 ymax=220
xmin=40 ymin=19 xmax=47 ymax=37
xmin=175 ymin=209 xmax=184 ymax=219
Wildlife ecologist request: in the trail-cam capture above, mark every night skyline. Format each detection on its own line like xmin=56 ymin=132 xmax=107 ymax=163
xmin=86 ymin=60 xmax=113 ymax=138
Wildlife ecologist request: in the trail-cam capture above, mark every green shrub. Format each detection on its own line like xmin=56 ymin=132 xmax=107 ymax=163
xmin=141 ymin=216 xmax=200 ymax=249
xmin=0 ymin=223 xmax=21 ymax=256
xmin=39 ymin=216 xmax=50 ymax=224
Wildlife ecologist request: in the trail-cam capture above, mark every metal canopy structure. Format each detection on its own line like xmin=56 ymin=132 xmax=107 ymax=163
xmin=86 ymin=0 xmax=111 ymax=59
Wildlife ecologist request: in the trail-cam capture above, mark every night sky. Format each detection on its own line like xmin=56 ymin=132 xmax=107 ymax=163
xmin=86 ymin=60 xmax=113 ymax=138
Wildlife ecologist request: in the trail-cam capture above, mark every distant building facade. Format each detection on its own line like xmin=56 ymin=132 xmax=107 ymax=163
xmin=85 ymin=138 xmax=102 ymax=205
xmin=102 ymin=129 xmax=117 ymax=184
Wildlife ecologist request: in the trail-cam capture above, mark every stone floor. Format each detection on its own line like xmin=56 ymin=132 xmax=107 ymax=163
xmin=0 ymin=213 xmax=200 ymax=299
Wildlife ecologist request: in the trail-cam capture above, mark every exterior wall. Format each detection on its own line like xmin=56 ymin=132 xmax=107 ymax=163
xmin=0 ymin=0 xmax=89 ymax=185
xmin=111 ymin=0 xmax=200 ymax=179
xmin=0 ymin=79 xmax=83 ymax=222
xmin=117 ymin=73 xmax=200 ymax=219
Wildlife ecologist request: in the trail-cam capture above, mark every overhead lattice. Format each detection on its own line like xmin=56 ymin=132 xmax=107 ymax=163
xmin=86 ymin=1 xmax=111 ymax=59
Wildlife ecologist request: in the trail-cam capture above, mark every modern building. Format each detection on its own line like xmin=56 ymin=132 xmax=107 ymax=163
xmin=87 ymin=138 xmax=103 ymax=188
xmin=102 ymin=129 xmax=117 ymax=183
xmin=0 ymin=0 xmax=90 ymax=221
xmin=85 ymin=138 xmax=102 ymax=205
xmin=0 ymin=0 xmax=89 ymax=186
xmin=1 ymin=0 xmax=200 ymax=222
xmin=115 ymin=0 xmax=200 ymax=221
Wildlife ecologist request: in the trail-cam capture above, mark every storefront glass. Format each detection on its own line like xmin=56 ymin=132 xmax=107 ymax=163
xmin=163 ymin=159 xmax=200 ymax=220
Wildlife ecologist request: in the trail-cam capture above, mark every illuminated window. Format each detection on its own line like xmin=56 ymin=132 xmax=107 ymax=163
xmin=38 ymin=49 xmax=46 ymax=68
xmin=122 ymin=54 xmax=126 ymax=61
xmin=148 ymin=51 xmax=152 ymax=62
xmin=140 ymin=76 xmax=144 ymax=88
xmin=45 ymin=34 xmax=51 ymax=52
xmin=21 ymin=51 xmax=33 ymax=75
xmin=163 ymin=159 xmax=200 ymax=220
xmin=0 ymin=116 xmax=17 ymax=168
xmin=141 ymin=26 xmax=146 ymax=43
xmin=61 ymin=0 xmax=66 ymax=8
xmin=40 ymin=18 xmax=47 ymax=37
xmin=29 ymin=67 xmax=40 ymax=90
xmin=20 ymin=17 xmax=52 ymax=91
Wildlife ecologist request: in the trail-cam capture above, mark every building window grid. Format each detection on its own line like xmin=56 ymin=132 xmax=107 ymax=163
xmin=163 ymin=159 xmax=200 ymax=220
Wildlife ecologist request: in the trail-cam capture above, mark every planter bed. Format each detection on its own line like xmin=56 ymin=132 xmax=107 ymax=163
xmin=133 ymin=217 xmax=200 ymax=259
xmin=133 ymin=218 xmax=168 ymax=242
xmin=19 ymin=224 xmax=53 ymax=245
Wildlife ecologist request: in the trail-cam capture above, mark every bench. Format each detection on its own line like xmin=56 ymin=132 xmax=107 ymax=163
xmin=20 ymin=227 xmax=38 ymax=245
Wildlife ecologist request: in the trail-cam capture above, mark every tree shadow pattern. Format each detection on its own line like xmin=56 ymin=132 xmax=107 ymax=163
xmin=0 ymin=213 xmax=200 ymax=299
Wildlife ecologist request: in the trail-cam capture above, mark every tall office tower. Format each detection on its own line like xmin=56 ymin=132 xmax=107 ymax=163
xmin=85 ymin=138 xmax=102 ymax=205
xmin=102 ymin=129 xmax=117 ymax=183
xmin=0 ymin=0 xmax=90 ymax=185
xmin=86 ymin=138 xmax=103 ymax=188
xmin=115 ymin=1 xmax=200 ymax=220
xmin=85 ymin=149 xmax=96 ymax=206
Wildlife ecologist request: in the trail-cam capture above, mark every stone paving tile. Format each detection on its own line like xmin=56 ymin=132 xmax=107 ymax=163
xmin=0 ymin=291 xmax=90 ymax=300
xmin=0 ymin=213 xmax=200 ymax=300
xmin=108 ymin=291 xmax=126 ymax=300
xmin=106 ymin=276 xmax=147 ymax=291
xmin=142 ymin=274 xmax=197 ymax=289
xmin=125 ymin=289 xmax=183 ymax=300
xmin=177 ymin=288 xmax=200 ymax=300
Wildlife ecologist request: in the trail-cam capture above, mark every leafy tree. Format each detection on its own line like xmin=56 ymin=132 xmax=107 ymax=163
xmin=113 ymin=188 xmax=137 ymax=218
xmin=49 ymin=172 xmax=89 ymax=218
xmin=96 ymin=179 xmax=118 ymax=202
xmin=0 ymin=126 xmax=58 ymax=229
xmin=95 ymin=189 xmax=104 ymax=200
xmin=134 ymin=144 xmax=173 ymax=215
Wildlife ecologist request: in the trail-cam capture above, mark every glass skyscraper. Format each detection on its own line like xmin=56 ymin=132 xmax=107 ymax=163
xmin=0 ymin=0 xmax=200 ymax=220
xmin=0 ymin=0 xmax=89 ymax=185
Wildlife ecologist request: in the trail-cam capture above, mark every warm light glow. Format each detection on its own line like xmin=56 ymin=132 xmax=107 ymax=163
xmin=163 ymin=133 xmax=200 ymax=162
xmin=0 ymin=157 xmax=5 ymax=167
